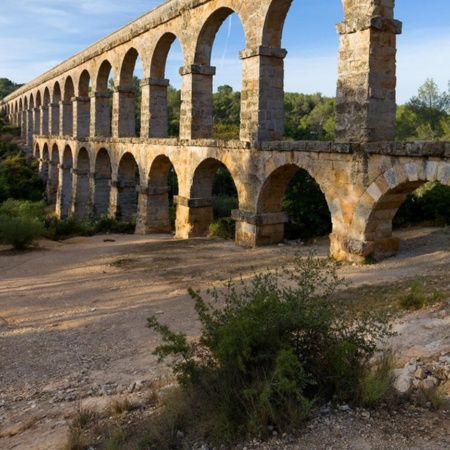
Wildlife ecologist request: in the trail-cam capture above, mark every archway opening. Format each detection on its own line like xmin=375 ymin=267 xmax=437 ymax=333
xmin=63 ymin=77 xmax=75 ymax=136
xmin=96 ymin=60 xmax=114 ymax=137
xmin=59 ymin=145 xmax=73 ymax=218
xmin=150 ymin=34 xmax=183 ymax=138
xmin=78 ymin=70 xmax=92 ymax=138
xmin=210 ymin=12 xmax=244 ymax=139
xmin=93 ymin=148 xmax=112 ymax=217
xmin=47 ymin=144 xmax=60 ymax=206
xmin=146 ymin=155 xmax=178 ymax=233
xmin=117 ymin=152 xmax=139 ymax=226
xmin=394 ymin=182 xmax=450 ymax=229
xmin=282 ymin=2 xmax=340 ymax=141
xmin=75 ymin=148 xmax=91 ymax=219
xmin=192 ymin=8 xmax=245 ymax=140
xmin=259 ymin=164 xmax=331 ymax=242
xmin=118 ymin=49 xmax=143 ymax=137
xmin=52 ymin=83 xmax=62 ymax=135
xmin=191 ymin=158 xmax=238 ymax=238
xmin=41 ymin=143 xmax=49 ymax=183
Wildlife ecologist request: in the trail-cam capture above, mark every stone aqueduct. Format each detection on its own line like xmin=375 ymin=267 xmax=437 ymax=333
xmin=1 ymin=0 xmax=450 ymax=262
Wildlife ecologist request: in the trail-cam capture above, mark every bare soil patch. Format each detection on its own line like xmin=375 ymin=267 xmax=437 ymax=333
xmin=1 ymin=227 xmax=450 ymax=449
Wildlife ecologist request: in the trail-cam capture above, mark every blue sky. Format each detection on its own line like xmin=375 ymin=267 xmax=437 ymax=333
xmin=0 ymin=0 xmax=449 ymax=104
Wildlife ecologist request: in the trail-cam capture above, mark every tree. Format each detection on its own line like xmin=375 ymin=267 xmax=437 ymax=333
xmin=0 ymin=78 xmax=23 ymax=100
xmin=406 ymin=78 xmax=450 ymax=140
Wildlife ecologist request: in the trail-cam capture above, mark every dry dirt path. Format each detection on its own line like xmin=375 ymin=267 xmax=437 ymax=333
xmin=0 ymin=228 xmax=450 ymax=449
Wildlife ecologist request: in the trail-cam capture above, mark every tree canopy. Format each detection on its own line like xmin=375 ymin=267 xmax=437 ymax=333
xmin=0 ymin=78 xmax=22 ymax=100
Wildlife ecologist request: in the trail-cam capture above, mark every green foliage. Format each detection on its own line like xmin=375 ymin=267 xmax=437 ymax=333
xmin=0 ymin=78 xmax=23 ymax=100
xmin=0 ymin=199 xmax=46 ymax=249
xmin=168 ymin=86 xmax=181 ymax=137
xmin=283 ymin=169 xmax=332 ymax=240
xmin=396 ymin=78 xmax=450 ymax=141
xmin=399 ymin=279 xmax=427 ymax=310
xmin=148 ymin=256 xmax=394 ymax=444
xmin=208 ymin=217 xmax=235 ymax=239
xmin=45 ymin=215 xmax=136 ymax=240
xmin=284 ymin=92 xmax=335 ymax=140
xmin=394 ymin=182 xmax=450 ymax=228
xmin=213 ymin=85 xmax=240 ymax=127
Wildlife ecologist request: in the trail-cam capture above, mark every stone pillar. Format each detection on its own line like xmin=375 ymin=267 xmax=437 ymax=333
xmin=49 ymin=103 xmax=60 ymax=135
xmin=60 ymin=100 xmax=73 ymax=136
xmin=72 ymin=96 xmax=90 ymax=138
xmin=174 ymin=196 xmax=214 ymax=238
xmin=90 ymin=92 xmax=112 ymax=137
xmin=112 ymin=86 xmax=135 ymax=138
xmin=135 ymin=186 xmax=172 ymax=234
xmin=179 ymin=65 xmax=216 ymax=140
xmin=232 ymin=210 xmax=289 ymax=247
xmin=140 ymin=77 xmax=170 ymax=138
xmin=40 ymin=106 xmax=49 ymax=135
xmin=33 ymin=108 xmax=41 ymax=135
xmin=335 ymin=0 xmax=402 ymax=143
xmin=239 ymin=46 xmax=287 ymax=142
xmin=108 ymin=181 xmax=119 ymax=219
xmin=72 ymin=168 xmax=91 ymax=218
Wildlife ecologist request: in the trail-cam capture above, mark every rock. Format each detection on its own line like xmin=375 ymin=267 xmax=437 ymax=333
xmin=394 ymin=368 xmax=413 ymax=393
xmin=415 ymin=367 xmax=426 ymax=379
xmin=421 ymin=378 xmax=436 ymax=390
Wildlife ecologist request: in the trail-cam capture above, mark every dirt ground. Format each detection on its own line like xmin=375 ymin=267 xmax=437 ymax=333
xmin=1 ymin=227 xmax=450 ymax=450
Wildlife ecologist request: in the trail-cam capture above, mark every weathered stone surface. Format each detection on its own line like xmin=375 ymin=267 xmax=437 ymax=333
xmin=1 ymin=0 xmax=450 ymax=263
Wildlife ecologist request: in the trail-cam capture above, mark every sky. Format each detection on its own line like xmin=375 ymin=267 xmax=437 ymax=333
xmin=0 ymin=0 xmax=449 ymax=104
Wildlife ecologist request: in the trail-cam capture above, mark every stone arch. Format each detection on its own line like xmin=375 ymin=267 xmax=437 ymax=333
xmin=47 ymin=143 xmax=60 ymax=206
xmin=34 ymin=142 xmax=41 ymax=159
xmin=116 ymin=47 xmax=142 ymax=137
xmin=42 ymin=87 xmax=51 ymax=134
xmin=73 ymin=148 xmax=91 ymax=219
xmin=144 ymin=32 xmax=181 ymax=138
xmin=58 ymin=145 xmax=74 ymax=218
xmin=136 ymin=154 xmax=178 ymax=234
xmin=51 ymin=82 xmax=62 ymax=135
xmin=78 ymin=70 xmax=91 ymax=97
xmin=93 ymin=60 xmax=114 ymax=137
xmin=63 ymin=77 xmax=75 ymax=135
xmin=349 ymin=161 xmax=450 ymax=259
xmin=116 ymin=152 xmax=139 ymax=223
xmin=195 ymin=7 xmax=243 ymax=66
xmin=93 ymin=148 xmax=112 ymax=217
xmin=256 ymin=163 xmax=331 ymax=244
xmin=76 ymin=70 xmax=91 ymax=137
xmin=262 ymin=0 xmax=293 ymax=48
xmin=41 ymin=143 xmax=50 ymax=183
xmin=181 ymin=157 xmax=239 ymax=237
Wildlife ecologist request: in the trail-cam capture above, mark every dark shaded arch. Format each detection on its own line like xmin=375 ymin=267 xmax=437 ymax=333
xmin=94 ymin=60 xmax=113 ymax=137
xmin=74 ymin=148 xmax=91 ymax=219
xmin=34 ymin=143 xmax=40 ymax=159
xmin=117 ymin=152 xmax=139 ymax=223
xmin=75 ymin=70 xmax=92 ymax=138
xmin=41 ymin=143 xmax=50 ymax=183
xmin=93 ymin=148 xmax=112 ymax=217
xmin=191 ymin=158 xmax=234 ymax=198
xmin=62 ymin=77 xmax=75 ymax=136
xmin=79 ymin=70 xmax=91 ymax=97
xmin=96 ymin=60 xmax=113 ymax=92
xmin=43 ymin=87 xmax=50 ymax=105
xmin=262 ymin=0 xmax=293 ymax=47
xmin=138 ymin=154 xmax=179 ymax=233
xmin=53 ymin=82 xmax=62 ymax=103
xmin=116 ymin=48 xmax=142 ymax=137
xmin=35 ymin=91 xmax=42 ymax=108
xmin=47 ymin=144 xmax=60 ymax=205
xmin=58 ymin=145 xmax=74 ymax=217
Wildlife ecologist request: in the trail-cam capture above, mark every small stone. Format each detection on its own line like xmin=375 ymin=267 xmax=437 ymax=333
xmin=421 ymin=378 xmax=436 ymax=390
xmin=338 ymin=404 xmax=351 ymax=411
xmin=415 ymin=367 xmax=426 ymax=379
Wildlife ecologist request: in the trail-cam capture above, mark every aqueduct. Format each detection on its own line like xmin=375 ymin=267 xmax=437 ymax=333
xmin=1 ymin=0 xmax=449 ymax=263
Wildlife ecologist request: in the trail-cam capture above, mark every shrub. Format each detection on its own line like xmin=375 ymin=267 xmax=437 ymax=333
xmin=213 ymin=195 xmax=238 ymax=220
xmin=208 ymin=217 xmax=235 ymax=239
xmin=147 ymin=255 xmax=394 ymax=445
xmin=399 ymin=279 xmax=427 ymax=310
xmin=0 ymin=199 xmax=46 ymax=249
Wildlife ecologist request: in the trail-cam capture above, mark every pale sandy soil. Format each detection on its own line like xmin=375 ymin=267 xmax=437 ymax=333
xmin=1 ymin=227 xmax=450 ymax=450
